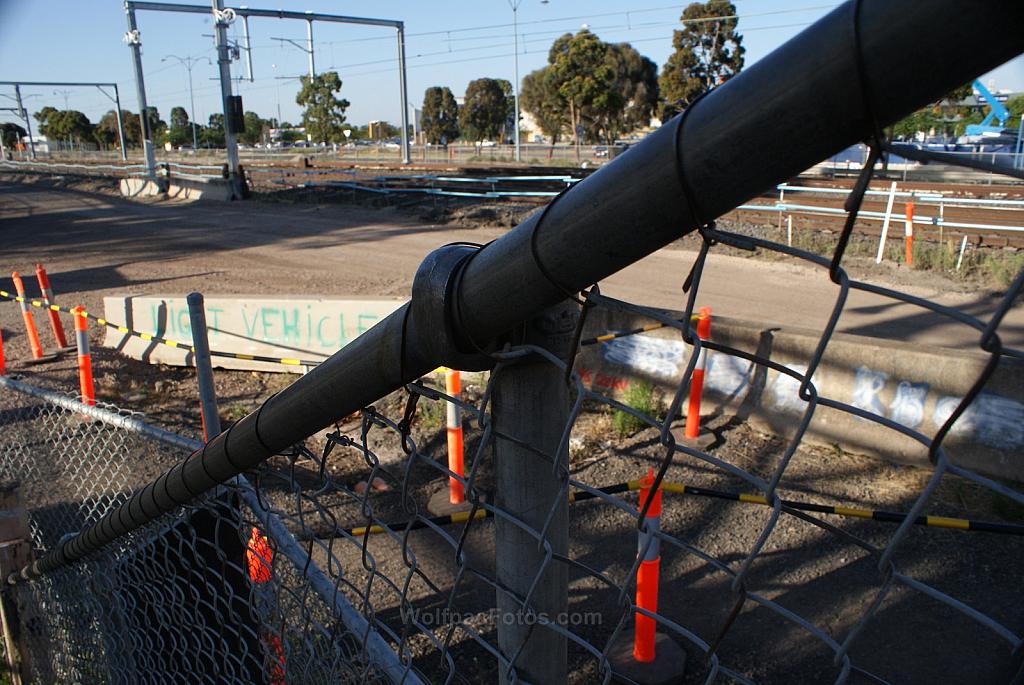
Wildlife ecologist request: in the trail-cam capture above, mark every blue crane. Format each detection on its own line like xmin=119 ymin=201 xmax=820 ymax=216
xmin=964 ymin=79 xmax=1010 ymax=136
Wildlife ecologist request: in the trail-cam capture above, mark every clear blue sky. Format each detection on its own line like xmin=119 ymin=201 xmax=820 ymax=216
xmin=1 ymin=0 xmax=1022 ymax=129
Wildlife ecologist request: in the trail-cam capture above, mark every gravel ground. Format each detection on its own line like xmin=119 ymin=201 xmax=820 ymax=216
xmin=0 ymin=174 xmax=1022 ymax=683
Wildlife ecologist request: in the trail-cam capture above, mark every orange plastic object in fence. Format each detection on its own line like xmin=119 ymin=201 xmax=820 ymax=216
xmin=445 ymin=368 xmax=465 ymax=504
xmin=246 ymin=527 xmax=285 ymax=683
xmin=684 ymin=307 xmax=713 ymax=439
xmin=633 ymin=469 xmax=663 ymax=663
xmin=904 ymin=202 xmax=915 ymax=266
xmin=35 ymin=263 xmax=68 ymax=348
xmin=72 ymin=307 xmax=95 ymax=406
xmin=247 ymin=526 xmax=273 ymax=583
xmin=11 ymin=272 xmax=44 ymax=360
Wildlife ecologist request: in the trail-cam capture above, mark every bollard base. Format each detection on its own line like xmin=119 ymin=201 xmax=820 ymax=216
xmin=426 ymin=486 xmax=477 ymax=518
xmin=669 ymin=425 xmax=717 ymax=451
xmin=608 ymin=630 xmax=687 ymax=685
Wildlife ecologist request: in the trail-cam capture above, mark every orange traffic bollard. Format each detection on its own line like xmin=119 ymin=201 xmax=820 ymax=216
xmin=684 ymin=307 xmax=712 ymax=439
xmin=72 ymin=306 xmax=95 ymax=406
xmin=35 ymin=263 xmax=69 ymax=349
xmin=904 ymin=202 xmax=914 ymax=266
xmin=11 ymin=272 xmax=45 ymax=361
xmin=633 ymin=469 xmax=663 ymax=663
xmin=446 ymin=368 xmax=465 ymax=505
xmin=247 ymin=527 xmax=285 ymax=684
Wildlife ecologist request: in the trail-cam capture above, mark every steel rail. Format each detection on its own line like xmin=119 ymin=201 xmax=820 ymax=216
xmin=16 ymin=0 xmax=1024 ymax=581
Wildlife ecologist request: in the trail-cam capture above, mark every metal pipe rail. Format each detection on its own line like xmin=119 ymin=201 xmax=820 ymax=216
xmin=778 ymin=184 xmax=1024 ymax=209
xmin=0 ymin=159 xmax=149 ymax=175
xmin=740 ymin=202 xmax=1024 ymax=233
xmin=14 ymin=0 xmax=1024 ymax=581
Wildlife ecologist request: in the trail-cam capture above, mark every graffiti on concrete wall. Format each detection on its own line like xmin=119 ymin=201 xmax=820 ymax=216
xmin=590 ymin=336 xmax=1024 ymax=452
xmin=601 ymin=336 xmax=686 ymax=380
xmin=770 ymin=363 xmax=809 ymax=413
xmin=934 ymin=392 xmax=1024 ymax=450
xmin=889 ymin=381 xmax=930 ymax=430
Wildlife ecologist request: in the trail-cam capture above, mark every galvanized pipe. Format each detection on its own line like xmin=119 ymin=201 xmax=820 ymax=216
xmin=17 ymin=0 xmax=1024 ymax=580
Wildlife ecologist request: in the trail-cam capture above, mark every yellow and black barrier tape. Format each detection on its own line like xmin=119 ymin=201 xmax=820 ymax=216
xmin=0 ymin=290 xmax=325 ymax=368
xmin=579 ymin=313 xmax=702 ymax=347
xmin=334 ymin=479 xmax=1022 ymax=539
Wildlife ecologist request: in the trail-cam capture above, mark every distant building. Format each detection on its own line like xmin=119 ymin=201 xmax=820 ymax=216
xmin=367 ymin=120 xmax=388 ymax=140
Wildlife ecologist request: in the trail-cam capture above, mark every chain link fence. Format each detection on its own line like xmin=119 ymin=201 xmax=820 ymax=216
xmin=0 ymin=198 xmax=1022 ymax=681
xmin=0 ymin=3 xmax=1022 ymax=681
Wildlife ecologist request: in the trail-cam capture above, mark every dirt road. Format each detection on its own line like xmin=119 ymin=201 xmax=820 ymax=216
xmin=0 ymin=180 xmax=1020 ymax=353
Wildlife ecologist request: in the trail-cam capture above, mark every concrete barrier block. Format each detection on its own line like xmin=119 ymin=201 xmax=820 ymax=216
xmin=103 ymin=295 xmax=405 ymax=373
xmin=576 ymin=307 xmax=1024 ymax=483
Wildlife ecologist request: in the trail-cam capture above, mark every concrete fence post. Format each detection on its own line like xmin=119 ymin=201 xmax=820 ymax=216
xmin=494 ymin=300 xmax=576 ymax=685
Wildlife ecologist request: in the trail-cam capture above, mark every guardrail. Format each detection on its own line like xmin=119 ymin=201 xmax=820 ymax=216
xmin=0 ymin=157 xmax=226 ymax=182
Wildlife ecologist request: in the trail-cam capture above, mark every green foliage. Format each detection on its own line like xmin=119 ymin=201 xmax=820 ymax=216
xmin=460 ymin=78 xmax=508 ymax=144
xmin=239 ymin=111 xmax=267 ymax=145
xmin=295 ymin=71 xmax=350 ymax=144
xmin=593 ymin=42 xmax=659 ymax=143
xmin=0 ymin=122 xmax=26 ymax=148
xmin=612 ymin=381 xmax=659 ymax=436
xmin=659 ymin=0 xmax=744 ymax=119
xmin=34 ymin=107 xmax=94 ymax=144
xmin=94 ymin=109 xmax=139 ymax=149
xmin=1008 ymin=95 xmax=1024 ymax=120
xmin=169 ymin=106 xmax=189 ymax=130
xmin=521 ymin=67 xmax=565 ymax=143
xmin=144 ymin=106 xmax=165 ymax=138
xmin=421 ymin=86 xmax=460 ymax=145
xmin=548 ymin=30 xmax=615 ymax=146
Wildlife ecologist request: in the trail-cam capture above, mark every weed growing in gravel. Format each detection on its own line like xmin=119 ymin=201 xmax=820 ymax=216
xmin=417 ymin=397 xmax=446 ymax=433
xmin=612 ymin=381 xmax=659 ymax=436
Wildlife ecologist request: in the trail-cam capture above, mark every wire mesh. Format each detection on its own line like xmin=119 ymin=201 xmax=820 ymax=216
xmin=0 ymin=177 xmax=1022 ymax=683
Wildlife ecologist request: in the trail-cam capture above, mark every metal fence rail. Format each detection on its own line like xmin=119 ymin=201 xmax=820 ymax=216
xmin=0 ymin=1 xmax=1022 ymax=683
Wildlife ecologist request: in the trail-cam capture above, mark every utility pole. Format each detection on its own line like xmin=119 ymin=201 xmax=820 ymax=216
xmin=509 ymin=0 xmax=521 ymax=162
xmin=306 ymin=19 xmax=316 ymax=78
xmin=397 ymin=23 xmax=410 ymax=164
xmin=13 ymin=86 xmax=35 ymax=160
xmin=124 ymin=2 xmax=156 ymax=179
xmin=111 ymin=84 xmax=128 ymax=161
xmin=212 ymin=0 xmax=242 ymax=198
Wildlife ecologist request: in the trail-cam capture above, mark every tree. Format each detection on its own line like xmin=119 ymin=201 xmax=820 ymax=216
xmin=1 ymin=123 xmax=26 ymax=149
xmin=421 ymin=86 xmax=460 ymax=145
xmin=604 ymin=43 xmax=659 ymax=138
xmin=460 ymin=78 xmax=508 ymax=144
xmin=144 ymin=106 xmax=165 ymax=139
xmin=95 ymin=109 xmax=139 ymax=149
xmin=659 ymin=1 xmax=744 ymax=120
xmin=240 ymin=111 xmax=266 ymax=145
xmin=521 ymin=66 xmax=565 ymax=146
xmin=547 ymin=30 xmax=616 ymax=151
xmin=170 ymin=106 xmax=190 ymax=130
xmin=33 ymin=107 xmax=59 ymax=136
xmin=167 ymin=106 xmax=191 ymax=147
xmin=295 ymin=71 xmax=350 ymax=144
xmin=34 ymin=108 xmax=93 ymax=146
xmin=496 ymin=78 xmax=516 ymax=144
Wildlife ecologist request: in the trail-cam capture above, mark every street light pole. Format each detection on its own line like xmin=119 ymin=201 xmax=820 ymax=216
xmin=163 ymin=55 xmax=210 ymax=150
xmin=509 ymin=0 xmax=521 ymax=162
